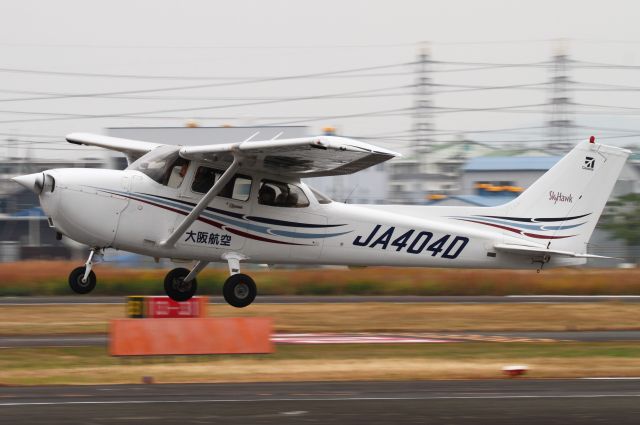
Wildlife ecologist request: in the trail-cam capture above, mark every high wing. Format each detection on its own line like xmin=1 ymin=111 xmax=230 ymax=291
xmin=178 ymin=136 xmax=400 ymax=177
xmin=66 ymin=133 xmax=163 ymax=164
xmin=494 ymin=243 xmax=614 ymax=259
xmin=67 ymin=133 xmax=399 ymax=176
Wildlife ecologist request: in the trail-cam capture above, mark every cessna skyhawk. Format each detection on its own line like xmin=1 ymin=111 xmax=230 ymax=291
xmin=12 ymin=133 xmax=629 ymax=307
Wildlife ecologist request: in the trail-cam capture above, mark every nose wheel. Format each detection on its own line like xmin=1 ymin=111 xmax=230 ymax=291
xmin=68 ymin=248 xmax=101 ymax=294
xmin=223 ymin=274 xmax=257 ymax=308
xmin=69 ymin=266 xmax=97 ymax=294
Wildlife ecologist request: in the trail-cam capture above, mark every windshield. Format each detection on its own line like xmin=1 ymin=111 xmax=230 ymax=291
xmin=126 ymin=145 xmax=181 ymax=184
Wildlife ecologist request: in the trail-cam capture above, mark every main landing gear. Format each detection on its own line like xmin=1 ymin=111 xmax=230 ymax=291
xmin=221 ymin=252 xmax=256 ymax=308
xmin=163 ymin=253 xmax=257 ymax=308
xmin=68 ymin=248 xmax=102 ymax=294
xmin=163 ymin=261 xmax=207 ymax=302
xmin=223 ymin=273 xmax=256 ymax=308
xmin=69 ymin=249 xmax=257 ymax=308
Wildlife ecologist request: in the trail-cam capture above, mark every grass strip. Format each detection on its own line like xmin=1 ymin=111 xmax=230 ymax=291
xmin=1 ymin=302 xmax=640 ymax=335
xmin=1 ymin=261 xmax=639 ymax=296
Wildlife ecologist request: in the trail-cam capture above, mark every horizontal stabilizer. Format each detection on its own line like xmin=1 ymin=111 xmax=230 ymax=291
xmin=494 ymin=243 xmax=615 ymax=260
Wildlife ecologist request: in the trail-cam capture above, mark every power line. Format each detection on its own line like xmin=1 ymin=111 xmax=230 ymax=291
xmin=0 ymin=62 xmax=413 ymax=81
xmin=0 ymin=62 xmax=414 ymax=106
xmin=259 ymin=107 xmax=413 ymax=126
xmin=467 ymin=133 xmax=640 ymax=143
xmin=0 ymin=42 xmax=417 ymax=50
xmin=0 ymin=131 xmax=61 ymax=138
xmin=0 ymin=107 xmax=413 ymax=125
xmin=0 ymin=84 xmax=413 ymax=124
xmin=0 ymin=89 xmax=415 ymax=103
xmin=0 ymin=85 xmax=411 ymax=110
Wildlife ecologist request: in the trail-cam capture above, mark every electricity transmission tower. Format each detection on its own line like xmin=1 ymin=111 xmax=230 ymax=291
xmin=412 ymin=43 xmax=434 ymax=155
xmin=548 ymin=42 xmax=573 ymax=153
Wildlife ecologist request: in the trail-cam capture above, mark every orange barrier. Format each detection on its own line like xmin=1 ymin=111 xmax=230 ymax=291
xmin=109 ymin=317 xmax=274 ymax=356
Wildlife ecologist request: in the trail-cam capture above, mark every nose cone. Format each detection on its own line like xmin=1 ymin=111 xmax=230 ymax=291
xmin=11 ymin=173 xmax=44 ymax=194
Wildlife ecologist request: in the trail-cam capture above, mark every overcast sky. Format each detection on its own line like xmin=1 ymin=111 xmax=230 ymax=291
xmin=2 ymin=0 xmax=640 ymax=159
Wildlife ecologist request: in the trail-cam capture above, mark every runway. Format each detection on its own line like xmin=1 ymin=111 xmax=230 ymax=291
xmin=2 ymin=330 xmax=640 ymax=348
xmin=2 ymin=294 xmax=640 ymax=305
xmin=0 ymin=379 xmax=639 ymax=424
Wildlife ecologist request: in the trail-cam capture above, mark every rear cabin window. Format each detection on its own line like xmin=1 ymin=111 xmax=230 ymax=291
xmin=191 ymin=166 xmax=252 ymax=201
xmin=258 ymin=180 xmax=310 ymax=208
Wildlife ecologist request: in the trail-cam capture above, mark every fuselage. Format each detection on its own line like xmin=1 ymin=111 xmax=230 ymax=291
xmin=35 ymin=165 xmax=583 ymax=270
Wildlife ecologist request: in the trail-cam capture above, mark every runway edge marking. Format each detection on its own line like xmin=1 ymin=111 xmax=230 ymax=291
xmin=3 ymin=393 xmax=640 ymax=407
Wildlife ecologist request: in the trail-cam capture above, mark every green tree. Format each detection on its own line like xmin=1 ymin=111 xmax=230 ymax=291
xmin=601 ymin=193 xmax=640 ymax=264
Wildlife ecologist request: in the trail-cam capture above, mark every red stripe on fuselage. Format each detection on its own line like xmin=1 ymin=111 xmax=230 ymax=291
xmin=122 ymin=193 xmax=305 ymax=246
xmin=457 ymin=219 xmax=522 ymax=235
xmin=458 ymin=219 xmax=575 ymax=240
xmin=522 ymin=232 xmax=574 ymax=240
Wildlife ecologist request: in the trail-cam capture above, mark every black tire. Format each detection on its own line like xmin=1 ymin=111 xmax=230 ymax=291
xmin=223 ymin=273 xmax=257 ymax=308
xmin=164 ymin=267 xmax=197 ymax=302
xmin=68 ymin=266 xmax=97 ymax=294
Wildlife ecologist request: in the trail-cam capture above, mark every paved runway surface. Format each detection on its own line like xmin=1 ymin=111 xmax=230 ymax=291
xmin=2 ymin=330 xmax=639 ymax=348
xmin=0 ymin=379 xmax=639 ymax=424
xmin=2 ymin=295 xmax=640 ymax=305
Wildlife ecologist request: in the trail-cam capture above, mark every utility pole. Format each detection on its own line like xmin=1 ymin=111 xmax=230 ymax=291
xmin=548 ymin=40 xmax=573 ymax=153
xmin=413 ymin=42 xmax=433 ymax=155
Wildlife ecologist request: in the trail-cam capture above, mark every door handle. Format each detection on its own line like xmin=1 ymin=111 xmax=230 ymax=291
xmin=227 ymin=202 xmax=243 ymax=209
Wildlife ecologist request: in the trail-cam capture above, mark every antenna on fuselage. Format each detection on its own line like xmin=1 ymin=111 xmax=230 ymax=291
xmin=344 ymin=184 xmax=359 ymax=204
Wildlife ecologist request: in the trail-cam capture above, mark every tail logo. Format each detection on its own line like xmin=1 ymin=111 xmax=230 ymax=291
xmin=549 ymin=191 xmax=573 ymax=204
xmin=583 ymin=156 xmax=595 ymax=171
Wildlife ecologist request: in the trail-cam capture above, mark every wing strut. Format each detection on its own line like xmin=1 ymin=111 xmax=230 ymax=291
xmin=160 ymin=155 xmax=240 ymax=248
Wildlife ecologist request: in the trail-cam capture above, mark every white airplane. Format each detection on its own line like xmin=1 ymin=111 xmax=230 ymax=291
xmin=12 ymin=133 xmax=629 ymax=307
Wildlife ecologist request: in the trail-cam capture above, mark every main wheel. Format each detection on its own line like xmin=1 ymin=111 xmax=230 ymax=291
xmin=223 ymin=274 xmax=256 ymax=308
xmin=68 ymin=266 xmax=97 ymax=294
xmin=164 ymin=267 xmax=197 ymax=302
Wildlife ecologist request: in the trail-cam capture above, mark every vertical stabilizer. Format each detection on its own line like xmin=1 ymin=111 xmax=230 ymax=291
xmin=468 ymin=139 xmax=630 ymax=253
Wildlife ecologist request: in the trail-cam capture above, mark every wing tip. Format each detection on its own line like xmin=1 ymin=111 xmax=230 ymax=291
xmin=65 ymin=132 xmax=97 ymax=145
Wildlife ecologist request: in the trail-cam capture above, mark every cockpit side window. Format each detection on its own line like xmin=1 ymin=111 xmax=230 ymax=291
xmin=165 ymin=158 xmax=190 ymax=188
xmin=258 ymin=180 xmax=310 ymax=208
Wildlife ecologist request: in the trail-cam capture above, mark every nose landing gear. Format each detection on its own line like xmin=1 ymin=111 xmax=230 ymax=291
xmin=69 ymin=266 xmax=96 ymax=294
xmin=69 ymin=248 xmax=102 ymax=294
